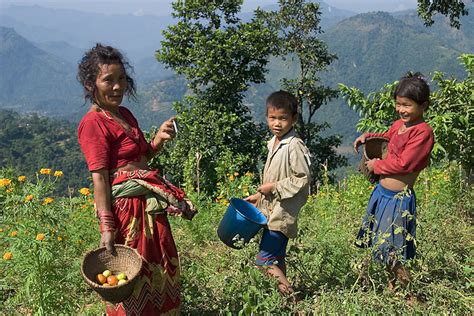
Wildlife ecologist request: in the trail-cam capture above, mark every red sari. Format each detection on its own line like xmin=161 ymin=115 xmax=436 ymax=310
xmin=78 ymin=108 xmax=194 ymax=315
xmin=105 ymin=170 xmax=185 ymax=315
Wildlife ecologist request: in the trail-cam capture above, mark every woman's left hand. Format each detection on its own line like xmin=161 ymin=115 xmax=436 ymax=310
xmin=152 ymin=117 xmax=177 ymax=150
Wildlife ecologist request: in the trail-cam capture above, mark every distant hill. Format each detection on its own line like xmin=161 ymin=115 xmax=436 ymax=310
xmin=1 ymin=5 xmax=473 ymax=145
xmin=0 ymin=27 xmax=83 ymax=116
xmin=0 ymin=110 xmax=89 ymax=193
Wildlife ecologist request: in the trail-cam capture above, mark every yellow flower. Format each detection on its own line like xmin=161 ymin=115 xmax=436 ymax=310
xmin=0 ymin=228 xmax=3 ymax=232
xmin=229 ymin=175 xmax=235 ymax=182
xmin=42 ymin=197 xmax=54 ymax=205
xmin=36 ymin=233 xmax=45 ymax=241
xmin=233 ymin=172 xmax=239 ymax=176
xmin=244 ymin=171 xmax=253 ymax=177
xmin=25 ymin=195 xmax=34 ymax=202
xmin=6 ymin=188 xmax=13 ymax=193
xmin=0 ymin=178 xmax=12 ymax=187
xmin=53 ymin=170 xmax=64 ymax=177
xmin=3 ymin=252 xmax=13 ymax=260
xmin=18 ymin=175 xmax=26 ymax=182
xmin=40 ymin=168 xmax=52 ymax=175
xmin=57 ymin=236 xmax=63 ymax=241
xmin=9 ymin=231 xmax=17 ymax=237
xmin=79 ymin=188 xmax=91 ymax=196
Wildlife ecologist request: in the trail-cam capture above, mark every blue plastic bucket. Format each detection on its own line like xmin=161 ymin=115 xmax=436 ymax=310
xmin=217 ymin=198 xmax=267 ymax=249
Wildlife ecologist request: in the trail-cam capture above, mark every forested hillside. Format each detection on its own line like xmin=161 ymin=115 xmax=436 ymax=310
xmin=0 ymin=110 xmax=89 ymax=193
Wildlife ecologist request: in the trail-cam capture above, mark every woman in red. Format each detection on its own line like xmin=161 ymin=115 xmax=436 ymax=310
xmin=77 ymin=43 xmax=195 ymax=315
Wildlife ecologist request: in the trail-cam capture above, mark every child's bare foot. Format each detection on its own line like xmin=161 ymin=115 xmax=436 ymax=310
xmin=278 ymin=282 xmax=294 ymax=295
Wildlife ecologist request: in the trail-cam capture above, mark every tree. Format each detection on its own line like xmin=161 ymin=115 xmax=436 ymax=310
xmin=258 ymin=0 xmax=347 ymax=184
xmin=339 ymin=53 xmax=474 ymax=176
xmin=417 ymin=0 xmax=469 ymax=29
xmin=156 ymin=0 xmax=277 ymax=194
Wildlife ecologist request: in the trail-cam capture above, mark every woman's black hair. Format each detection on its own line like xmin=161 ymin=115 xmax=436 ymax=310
xmin=77 ymin=43 xmax=137 ymax=104
xmin=266 ymin=90 xmax=298 ymax=116
xmin=393 ymin=72 xmax=430 ymax=108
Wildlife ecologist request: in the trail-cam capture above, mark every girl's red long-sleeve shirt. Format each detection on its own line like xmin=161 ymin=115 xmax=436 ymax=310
xmin=365 ymin=119 xmax=434 ymax=175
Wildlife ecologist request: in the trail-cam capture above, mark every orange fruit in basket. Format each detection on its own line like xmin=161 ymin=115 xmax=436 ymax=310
xmin=107 ymin=275 xmax=119 ymax=286
xmin=96 ymin=273 xmax=107 ymax=285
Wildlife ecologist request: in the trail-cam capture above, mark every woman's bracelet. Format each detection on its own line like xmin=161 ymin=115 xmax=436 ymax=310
xmin=96 ymin=210 xmax=116 ymax=233
xmin=149 ymin=139 xmax=163 ymax=152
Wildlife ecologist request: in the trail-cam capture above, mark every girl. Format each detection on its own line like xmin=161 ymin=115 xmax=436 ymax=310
xmin=353 ymin=73 xmax=434 ymax=290
xmin=77 ymin=44 xmax=195 ymax=315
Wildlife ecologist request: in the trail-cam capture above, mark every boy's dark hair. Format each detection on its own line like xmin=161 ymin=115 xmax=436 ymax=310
xmin=266 ymin=90 xmax=298 ymax=116
xmin=77 ymin=43 xmax=137 ymax=104
xmin=394 ymin=72 xmax=430 ymax=108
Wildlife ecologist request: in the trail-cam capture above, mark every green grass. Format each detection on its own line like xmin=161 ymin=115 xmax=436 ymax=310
xmin=1 ymin=162 xmax=472 ymax=314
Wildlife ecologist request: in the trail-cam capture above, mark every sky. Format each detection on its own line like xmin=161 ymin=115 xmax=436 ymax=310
xmin=0 ymin=0 xmax=419 ymax=16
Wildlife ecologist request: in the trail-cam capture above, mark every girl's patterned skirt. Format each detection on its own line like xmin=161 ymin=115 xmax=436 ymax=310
xmin=355 ymin=183 xmax=416 ymax=265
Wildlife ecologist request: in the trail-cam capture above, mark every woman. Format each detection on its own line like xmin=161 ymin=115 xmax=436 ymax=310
xmin=77 ymin=43 xmax=195 ymax=315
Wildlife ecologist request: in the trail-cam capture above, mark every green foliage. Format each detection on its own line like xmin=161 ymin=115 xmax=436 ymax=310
xmin=258 ymin=0 xmax=347 ymax=184
xmin=155 ymin=0 xmax=277 ymax=194
xmin=2 ymin=162 xmax=472 ymax=313
xmin=339 ymin=54 xmax=474 ymax=174
xmin=0 ymin=110 xmax=90 ymax=194
xmin=0 ymin=169 xmax=99 ymax=315
xmin=417 ymin=0 xmax=469 ymax=29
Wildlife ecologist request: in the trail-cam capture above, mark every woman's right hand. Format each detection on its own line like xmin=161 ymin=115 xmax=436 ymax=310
xmin=100 ymin=231 xmax=116 ymax=254
xmin=353 ymin=134 xmax=367 ymax=153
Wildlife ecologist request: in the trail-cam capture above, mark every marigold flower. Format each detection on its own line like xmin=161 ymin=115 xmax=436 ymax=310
xmin=42 ymin=197 xmax=54 ymax=205
xmin=9 ymin=231 xmax=17 ymax=237
xmin=25 ymin=194 xmax=34 ymax=202
xmin=36 ymin=233 xmax=45 ymax=241
xmin=0 ymin=228 xmax=3 ymax=232
xmin=6 ymin=188 xmax=13 ymax=193
xmin=79 ymin=188 xmax=91 ymax=196
xmin=3 ymin=252 xmax=13 ymax=260
xmin=0 ymin=178 xmax=12 ymax=187
xmin=244 ymin=171 xmax=253 ymax=177
xmin=233 ymin=172 xmax=239 ymax=176
xmin=229 ymin=175 xmax=235 ymax=182
xmin=53 ymin=170 xmax=64 ymax=177
xmin=57 ymin=236 xmax=63 ymax=241
xmin=18 ymin=175 xmax=26 ymax=182
xmin=40 ymin=168 xmax=52 ymax=175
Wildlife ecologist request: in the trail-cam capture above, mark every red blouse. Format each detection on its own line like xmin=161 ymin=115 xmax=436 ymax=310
xmin=77 ymin=106 xmax=149 ymax=171
xmin=365 ymin=119 xmax=434 ymax=175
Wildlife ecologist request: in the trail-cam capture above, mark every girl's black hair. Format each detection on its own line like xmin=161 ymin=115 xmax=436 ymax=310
xmin=394 ymin=72 xmax=430 ymax=108
xmin=77 ymin=43 xmax=137 ymax=104
xmin=266 ymin=90 xmax=298 ymax=116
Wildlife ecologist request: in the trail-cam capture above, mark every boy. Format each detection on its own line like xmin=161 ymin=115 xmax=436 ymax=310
xmin=245 ymin=90 xmax=311 ymax=294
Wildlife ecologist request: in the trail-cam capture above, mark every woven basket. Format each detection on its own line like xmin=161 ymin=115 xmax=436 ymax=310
xmin=81 ymin=245 xmax=143 ymax=304
xmin=358 ymin=137 xmax=389 ymax=183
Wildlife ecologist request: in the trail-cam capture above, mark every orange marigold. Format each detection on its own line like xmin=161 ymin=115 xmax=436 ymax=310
xmin=25 ymin=194 xmax=34 ymax=202
xmin=9 ymin=231 xmax=17 ymax=237
xmin=3 ymin=252 xmax=13 ymax=260
xmin=0 ymin=178 xmax=12 ymax=187
xmin=40 ymin=168 xmax=52 ymax=175
xmin=18 ymin=175 xmax=27 ymax=182
xmin=53 ymin=170 xmax=64 ymax=177
xmin=79 ymin=188 xmax=91 ymax=196
xmin=42 ymin=197 xmax=54 ymax=205
xmin=36 ymin=233 xmax=45 ymax=241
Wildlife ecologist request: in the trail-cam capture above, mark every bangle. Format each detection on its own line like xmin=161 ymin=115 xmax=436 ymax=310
xmin=149 ymin=140 xmax=159 ymax=151
xmin=96 ymin=210 xmax=116 ymax=233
